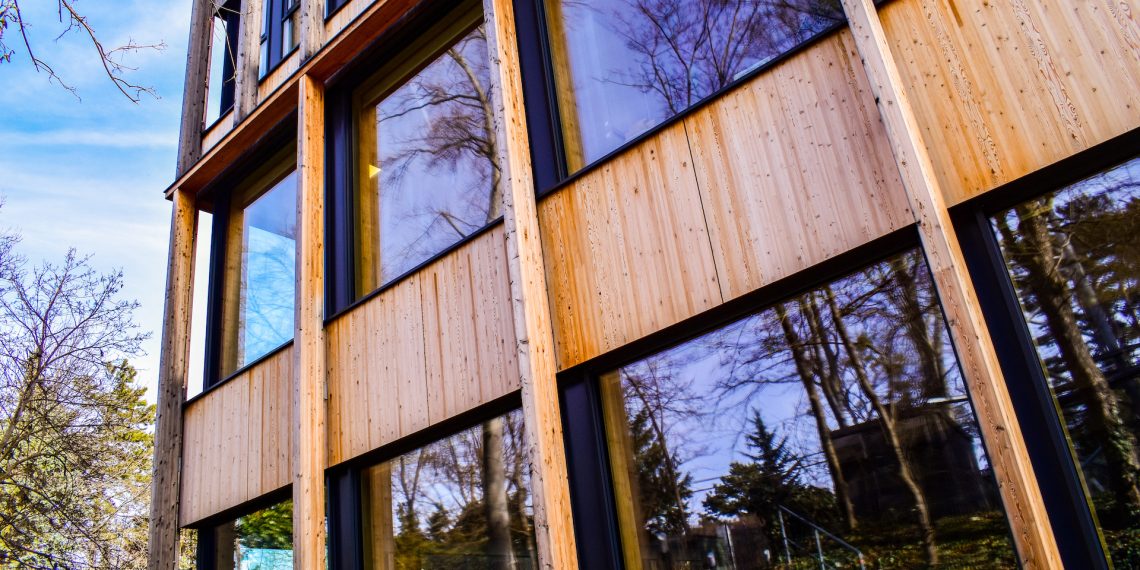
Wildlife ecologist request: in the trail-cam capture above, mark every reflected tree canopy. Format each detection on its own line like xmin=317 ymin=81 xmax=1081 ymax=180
xmin=355 ymin=17 xmax=500 ymax=294
xmin=993 ymin=157 xmax=1140 ymax=566
xmin=602 ymin=249 xmax=1016 ymax=569
xmin=362 ymin=409 xmax=536 ymax=569
xmin=544 ymin=0 xmax=842 ymax=170
xmin=200 ymin=499 xmax=294 ymax=570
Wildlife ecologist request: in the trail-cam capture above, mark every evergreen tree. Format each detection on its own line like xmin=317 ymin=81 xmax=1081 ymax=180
xmin=630 ymin=406 xmax=693 ymax=538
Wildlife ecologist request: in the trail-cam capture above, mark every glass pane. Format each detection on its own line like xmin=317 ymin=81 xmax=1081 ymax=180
xmin=213 ymin=500 xmax=294 ymax=569
xmin=188 ymin=210 xmax=213 ymax=398
xmin=222 ymin=169 xmax=297 ymax=377
xmin=544 ymin=0 xmax=843 ymax=172
xmin=361 ymin=409 xmax=537 ymax=569
xmin=601 ymin=249 xmax=1016 ymax=569
xmin=354 ymin=19 xmax=498 ymax=295
xmin=991 ymin=157 xmax=1140 ymax=566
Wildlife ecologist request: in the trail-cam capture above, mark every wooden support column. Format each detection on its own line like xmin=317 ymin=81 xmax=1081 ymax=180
xmin=177 ymin=0 xmax=214 ymax=176
xmin=234 ymin=0 xmax=266 ymax=120
xmin=148 ymin=189 xmax=198 ymax=569
xmin=836 ymin=1 xmax=1062 ymax=567
xmin=299 ymin=0 xmax=325 ymax=61
xmin=293 ymin=73 xmax=328 ymax=570
xmin=483 ymin=0 xmax=578 ymax=568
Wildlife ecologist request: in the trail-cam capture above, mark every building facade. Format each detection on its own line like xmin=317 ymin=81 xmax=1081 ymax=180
xmin=149 ymin=0 xmax=1140 ymax=568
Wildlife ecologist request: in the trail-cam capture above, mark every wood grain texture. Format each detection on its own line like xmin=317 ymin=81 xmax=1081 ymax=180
xmin=233 ymin=0 xmax=265 ymax=121
xmin=180 ymin=347 xmax=295 ymax=526
xmin=325 ymin=225 xmax=520 ymax=465
xmin=685 ymin=30 xmax=912 ymax=302
xmin=176 ymin=0 xmax=213 ymax=176
xmin=293 ymin=73 xmax=327 ymax=570
xmin=299 ymin=0 xmax=325 ymax=60
xmin=147 ymin=190 xmax=197 ymax=568
xmin=258 ymin=51 xmax=301 ymax=103
xmin=201 ymin=110 xmax=235 ymax=153
xmin=840 ymin=0 xmax=1062 ymax=566
xmin=538 ymin=121 xmax=723 ymax=371
xmin=882 ymin=0 xmax=1140 ymax=205
xmin=485 ymin=0 xmax=579 ymax=565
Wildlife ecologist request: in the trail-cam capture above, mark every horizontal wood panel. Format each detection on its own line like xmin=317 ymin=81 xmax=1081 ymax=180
xmin=685 ymin=30 xmax=913 ymax=301
xmin=180 ymin=347 xmax=294 ymax=526
xmin=201 ymin=111 xmax=234 ymax=153
xmin=882 ymin=0 xmax=1140 ymax=205
xmin=325 ymin=0 xmax=380 ymax=39
xmin=326 ymin=225 xmax=519 ymax=465
xmin=258 ymin=51 xmax=301 ymax=103
xmin=539 ymin=122 xmax=723 ymax=371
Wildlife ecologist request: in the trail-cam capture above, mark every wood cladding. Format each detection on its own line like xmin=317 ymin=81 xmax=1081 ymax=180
xmin=540 ymin=31 xmax=911 ymax=371
xmin=180 ymin=347 xmax=294 ymax=526
xmin=685 ymin=30 xmax=911 ymax=302
xmin=882 ymin=0 xmax=1140 ymax=205
xmin=325 ymin=225 xmax=519 ymax=465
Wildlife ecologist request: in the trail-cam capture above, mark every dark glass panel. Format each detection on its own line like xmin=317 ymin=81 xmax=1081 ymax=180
xmin=602 ymin=250 xmax=1016 ymax=568
xmin=353 ymin=11 xmax=499 ymax=296
xmin=361 ymin=409 xmax=537 ymax=569
xmin=992 ymin=156 xmax=1140 ymax=566
xmin=543 ymin=0 xmax=843 ymax=172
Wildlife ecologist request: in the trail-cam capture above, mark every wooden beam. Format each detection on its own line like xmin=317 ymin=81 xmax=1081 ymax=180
xmin=147 ymin=188 xmax=198 ymax=569
xmin=176 ymin=0 xmax=214 ymax=176
xmin=483 ymin=0 xmax=578 ymax=567
xmin=293 ymin=72 xmax=328 ymax=570
xmin=299 ymin=0 xmax=325 ymax=61
xmin=836 ymin=1 xmax=1062 ymax=567
xmin=234 ymin=0 xmax=265 ymax=121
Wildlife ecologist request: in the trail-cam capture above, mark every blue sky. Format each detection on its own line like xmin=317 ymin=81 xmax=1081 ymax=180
xmin=0 ymin=0 xmax=193 ymax=401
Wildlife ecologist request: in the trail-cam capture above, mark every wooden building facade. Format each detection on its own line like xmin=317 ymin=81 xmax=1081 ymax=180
xmin=149 ymin=0 xmax=1140 ymax=568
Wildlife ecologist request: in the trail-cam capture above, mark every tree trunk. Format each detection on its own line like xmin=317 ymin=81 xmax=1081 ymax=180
xmin=803 ymin=296 xmax=852 ymax=428
xmin=824 ymin=287 xmax=938 ymax=566
xmin=775 ymin=303 xmax=858 ymax=532
xmin=483 ymin=418 xmax=516 ymax=569
xmin=1005 ymin=207 xmax=1140 ymax=514
xmin=889 ymin=255 xmax=947 ymax=400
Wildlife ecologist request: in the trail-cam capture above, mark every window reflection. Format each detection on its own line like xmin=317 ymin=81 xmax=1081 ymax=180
xmin=221 ymin=166 xmax=297 ymax=377
xmin=361 ymin=409 xmax=537 ymax=569
xmin=354 ymin=8 xmax=499 ymax=296
xmin=213 ymin=500 xmax=294 ymax=569
xmin=544 ymin=0 xmax=843 ymax=172
xmin=602 ymin=250 xmax=1016 ymax=568
xmin=992 ymin=157 xmax=1140 ymax=566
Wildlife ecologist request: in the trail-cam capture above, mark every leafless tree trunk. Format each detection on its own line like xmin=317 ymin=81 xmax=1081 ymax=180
xmin=775 ymin=303 xmax=857 ymax=531
xmin=483 ymin=418 xmax=516 ymax=569
xmin=803 ymin=295 xmax=852 ymax=428
xmin=888 ymin=256 xmax=947 ymax=400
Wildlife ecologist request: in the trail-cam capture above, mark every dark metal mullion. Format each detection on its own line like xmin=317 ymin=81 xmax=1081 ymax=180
xmin=512 ymin=0 xmax=566 ymax=193
xmin=955 ymin=207 xmax=1110 ymax=569
xmin=202 ymin=192 xmax=231 ymax=390
xmin=327 ymin=468 xmax=364 ymax=570
xmin=266 ymin=0 xmax=283 ymax=70
xmin=325 ymin=86 xmax=355 ymax=315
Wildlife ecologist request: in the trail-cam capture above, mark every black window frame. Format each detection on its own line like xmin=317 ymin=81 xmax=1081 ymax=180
xmin=196 ymin=122 xmax=298 ymax=397
xmin=326 ymin=0 xmax=350 ymax=20
xmin=323 ymin=0 xmax=502 ymax=318
xmin=260 ymin=0 xmax=300 ymax=79
xmin=950 ymin=127 xmax=1140 ymax=570
xmin=209 ymin=0 xmax=242 ymax=123
xmin=185 ymin=487 xmax=294 ymax=570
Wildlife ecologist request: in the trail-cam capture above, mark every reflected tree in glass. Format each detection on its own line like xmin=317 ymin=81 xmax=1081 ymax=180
xmin=362 ymin=409 xmax=537 ymax=569
xmin=992 ymin=157 xmax=1140 ymax=565
xmin=544 ymin=0 xmax=843 ymax=170
xmin=602 ymin=249 xmax=1016 ymax=569
xmin=356 ymin=20 xmax=500 ymax=294
xmin=211 ymin=500 xmax=294 ymax=570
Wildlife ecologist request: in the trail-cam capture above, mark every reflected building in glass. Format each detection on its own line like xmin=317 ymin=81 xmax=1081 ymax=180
xmin=152 ymin=0 xmax=1140 ymax=568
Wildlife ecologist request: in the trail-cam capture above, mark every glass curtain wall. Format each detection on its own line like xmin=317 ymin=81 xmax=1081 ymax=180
xmin=542 ymin=0 xmax=843 ymax=173
xmin=600 ymin=249 xmax=1017 ymax=569
xmin=991 ymin=156 xmax=1140 ymax=566
xmin=360 ymin=409 xmax=537 ymax=569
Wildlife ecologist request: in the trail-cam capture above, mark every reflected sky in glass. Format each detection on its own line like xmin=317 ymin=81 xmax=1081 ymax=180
xmin=238 ymin=171 xmax=296 ymax=369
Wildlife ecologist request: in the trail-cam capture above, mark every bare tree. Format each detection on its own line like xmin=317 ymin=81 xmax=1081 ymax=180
xmin=0 ymin=0 xmax=163 ymax=101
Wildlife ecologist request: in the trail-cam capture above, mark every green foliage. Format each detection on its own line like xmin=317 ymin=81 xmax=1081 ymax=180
xmin=237 ymin=500 xmax=294 ymax=550
xmin=629 ymin=406 xmax=693 ymax=538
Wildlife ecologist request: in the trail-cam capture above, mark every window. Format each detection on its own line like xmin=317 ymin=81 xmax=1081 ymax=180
xmin=205 ymin=148 xmax=297 ymax=385
xmin=568 ymin=249 xmax=1017 ymax=568
xmin=326 ymin=0 xmax=349 ymax=17
xmin=345 ymin=1 xmax=498 ymax=298
xmin=536 ymin=0 xmax=843 ymax=177
xmin=205 ymin=0 xmax=241 ymax=124
xmin=260 ymin=0 xmax=300 ymax=77
xmin=990 ymin=156 xmax=1140 ymax=566
xmin=186 ymin=499 xmax=294 ymax=569
xmin=357 ymin=409 xmax=536 ymax=568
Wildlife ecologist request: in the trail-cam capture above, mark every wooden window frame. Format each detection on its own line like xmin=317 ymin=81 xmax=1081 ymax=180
xmin=323 ymin=0 xmax=500 ymax=318
xmin=950 ymin=128 xmax=1140 ymax=570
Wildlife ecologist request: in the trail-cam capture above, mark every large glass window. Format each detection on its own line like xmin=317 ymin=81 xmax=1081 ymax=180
xmin=597 ymin=249 xmax=1016 ymax=568
xmin=218 ymin=158 xmax=297 ymax=378
xmin=185 ymin=499 xmax=294 ymax=569
xmin=360 ymin=409 xmax=537 ymax=569
xmin=543 ymin=0 xmax=843 ymax=173
xmin=991 ymin=157 xmax=1140 ymax=566
xmin=352 ymin=2 xmax=499 ymax=296
xmin=259 ymin=0 xmax=300 ymax=77
xmin=205 ymin=0 xmax=240 ymax=125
